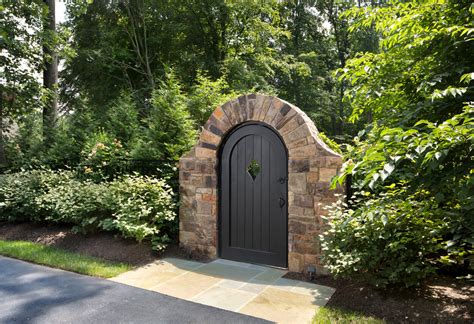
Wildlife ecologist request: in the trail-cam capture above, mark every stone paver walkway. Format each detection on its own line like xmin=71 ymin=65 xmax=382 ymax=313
xmin=111 ymin=258 xmax=335 ymax=323
xmin=0 ymin=256 xmax=267 ymax=324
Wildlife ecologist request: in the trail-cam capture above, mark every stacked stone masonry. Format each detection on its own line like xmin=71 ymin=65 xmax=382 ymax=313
xmin=179 ymin=94 xmax=343 ymax=273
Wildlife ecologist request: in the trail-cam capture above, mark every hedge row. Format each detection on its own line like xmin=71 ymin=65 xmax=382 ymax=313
xmin=0 ymin=170 xmax=177 ymax=250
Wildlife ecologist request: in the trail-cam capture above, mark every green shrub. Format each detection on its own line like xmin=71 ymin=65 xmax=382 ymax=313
xmin=106 ymin=175 xmax=176 ymax=250
xmin=104 ymin=93 xmax=140 ymax=145
xmin=319 ymin=132 xmax=342 ymax=155
xmin=187 ymin=71 xmax=237 ymax=127
xmin=4 ymin=113 xmax=44 ymax=170
xmin=321 ymin=188 xmax=461 ymax=287
xmin=131 ymin=71 xmax=197 ymax=162
xmin=325 ymin=1 xmax=474 ymax=287
xmin=328 ymin=106 xmax=474 ymax=286
xmin=80 ymin=129 xmax=130 ymax=181
xmin=0 ymin=170 xmax=176 ymax=250
xmin=40 ymin=173 xmax=113 ymax=231
xmin=0 ymin=169 xmax=60 ymax=222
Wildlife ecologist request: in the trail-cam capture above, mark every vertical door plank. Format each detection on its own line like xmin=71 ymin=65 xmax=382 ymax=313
xmin=244 ymin=135 xmax=254 ymax=249
xmin=261 ymin=137 xmax=270 ymax=252
xmin=230 ymin=142 xmax=239 ymax=247
xmin=252 ymin=135 xmax=262 ymax=250
xmin=236 ymin=139 xmax=246 ymax=248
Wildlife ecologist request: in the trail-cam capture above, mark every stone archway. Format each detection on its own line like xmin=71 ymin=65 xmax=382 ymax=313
xmin=179 ymin=94 xmax=342 ymax=273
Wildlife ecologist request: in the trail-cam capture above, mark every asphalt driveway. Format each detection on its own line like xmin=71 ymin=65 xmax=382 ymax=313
xmin=0 ymin=256 xmax=269 ymax=324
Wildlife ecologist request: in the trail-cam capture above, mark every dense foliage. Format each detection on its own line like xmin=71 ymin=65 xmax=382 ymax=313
xmin=59 ymin=0 xmax=368 ymax=137
xmin=0 ymin=170 xmax=176 ymax=250
xmin=0 ymin=1 xmax=45 ymax=166
xmin=3 ymin=0 xmax=373 ymax=169
xmin=322 ymin=0 xmax=473 ymax=286
xmin=1 ymin=0 xmax=472 ymax=285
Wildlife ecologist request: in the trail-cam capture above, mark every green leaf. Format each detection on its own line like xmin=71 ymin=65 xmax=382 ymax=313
xmin=414 ymin=120 xmax=431 ymax=127
xmin=446 ymin=240 xmax=456 ymax=248
xmin=383 ymin=163 xmax=395 ymax=175
xmin=460 ymin=72 xmax=474 ymax=84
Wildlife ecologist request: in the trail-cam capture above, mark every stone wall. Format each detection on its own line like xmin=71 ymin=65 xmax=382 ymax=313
xmin=179 ymin=94 xmax=343 ymax=273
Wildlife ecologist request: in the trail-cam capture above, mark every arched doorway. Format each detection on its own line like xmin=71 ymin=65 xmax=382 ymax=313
xmin=178 ymin=94 xmax=343 ymax=273
xmin=219 ymin=122 xmax=288 ymax=267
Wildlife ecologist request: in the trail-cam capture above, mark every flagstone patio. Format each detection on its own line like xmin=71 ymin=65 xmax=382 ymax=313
xmin=111 ymin=258 xmax=336 ymax=323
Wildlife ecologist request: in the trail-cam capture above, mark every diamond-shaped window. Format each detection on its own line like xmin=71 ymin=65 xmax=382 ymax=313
xmin=247 ymin=159 xmax=261 ymax=180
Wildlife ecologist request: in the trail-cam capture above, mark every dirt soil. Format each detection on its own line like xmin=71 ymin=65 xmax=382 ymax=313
xmin=285 ymin=272 xmax=473 ymax=323
xmin=1 ymin=223 xmax=472 ymax=323
xmin=0 ymin=222 xmax=194 ymax=266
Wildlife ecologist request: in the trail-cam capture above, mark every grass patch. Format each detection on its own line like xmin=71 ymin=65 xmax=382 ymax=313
xmin=0 ymin=240 xmax=132 ymax=278
xmin=313 ymin=307 xmax=385 ymax=324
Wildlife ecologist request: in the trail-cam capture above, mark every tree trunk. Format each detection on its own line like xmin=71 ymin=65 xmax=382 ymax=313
xmin=337 ymin=83 xmax=344 ymax=135
xmin=43 ymin=0 xmax=58 ymax=147
xmin=325 ymin=1 xmax=348 ymax=135
xmin=293 ymin=1 xmax=302 ymax=105
xmin=0 ymin=98 xmax=7 ymax=166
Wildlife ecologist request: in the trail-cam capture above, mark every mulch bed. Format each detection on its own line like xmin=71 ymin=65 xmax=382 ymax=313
xmin=285 ymin=272 xmax=473 ymax=323
xmin=0 ymin=222 xmax=188 ymax=266
xmin=1 ymin=222 xmax=472 ymax=323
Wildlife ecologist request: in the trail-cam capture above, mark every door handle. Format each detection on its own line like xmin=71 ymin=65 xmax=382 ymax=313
xmin=279 ymin=197 xmax=286 ymax=208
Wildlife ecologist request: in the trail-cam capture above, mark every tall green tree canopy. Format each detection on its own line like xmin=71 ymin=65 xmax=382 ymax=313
xmin=1 ymin=1 xmax=46 ymax=165
xmin=61 ymin=0 xmax=367 ymax=136
xmin=341 ymin=0 xmax=473 ymax=125
xmin=62 ymin=1 xmax=286 ymax=109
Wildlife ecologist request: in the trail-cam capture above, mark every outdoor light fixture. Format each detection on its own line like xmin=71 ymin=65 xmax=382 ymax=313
xmin=307 ymin=265 xmax=316 ymax=281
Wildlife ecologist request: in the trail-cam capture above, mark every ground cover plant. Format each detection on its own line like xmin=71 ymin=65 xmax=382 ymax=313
xmin=313 ymin=307 xmax=384 ymax=324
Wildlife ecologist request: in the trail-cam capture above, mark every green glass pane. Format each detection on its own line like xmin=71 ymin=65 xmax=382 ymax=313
xmin=247 ymin=159 xmax=260 ymax=180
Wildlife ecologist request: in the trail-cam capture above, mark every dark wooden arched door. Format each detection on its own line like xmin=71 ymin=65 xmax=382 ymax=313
xmin=220 ymin=123 xmax=288 ymax=268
